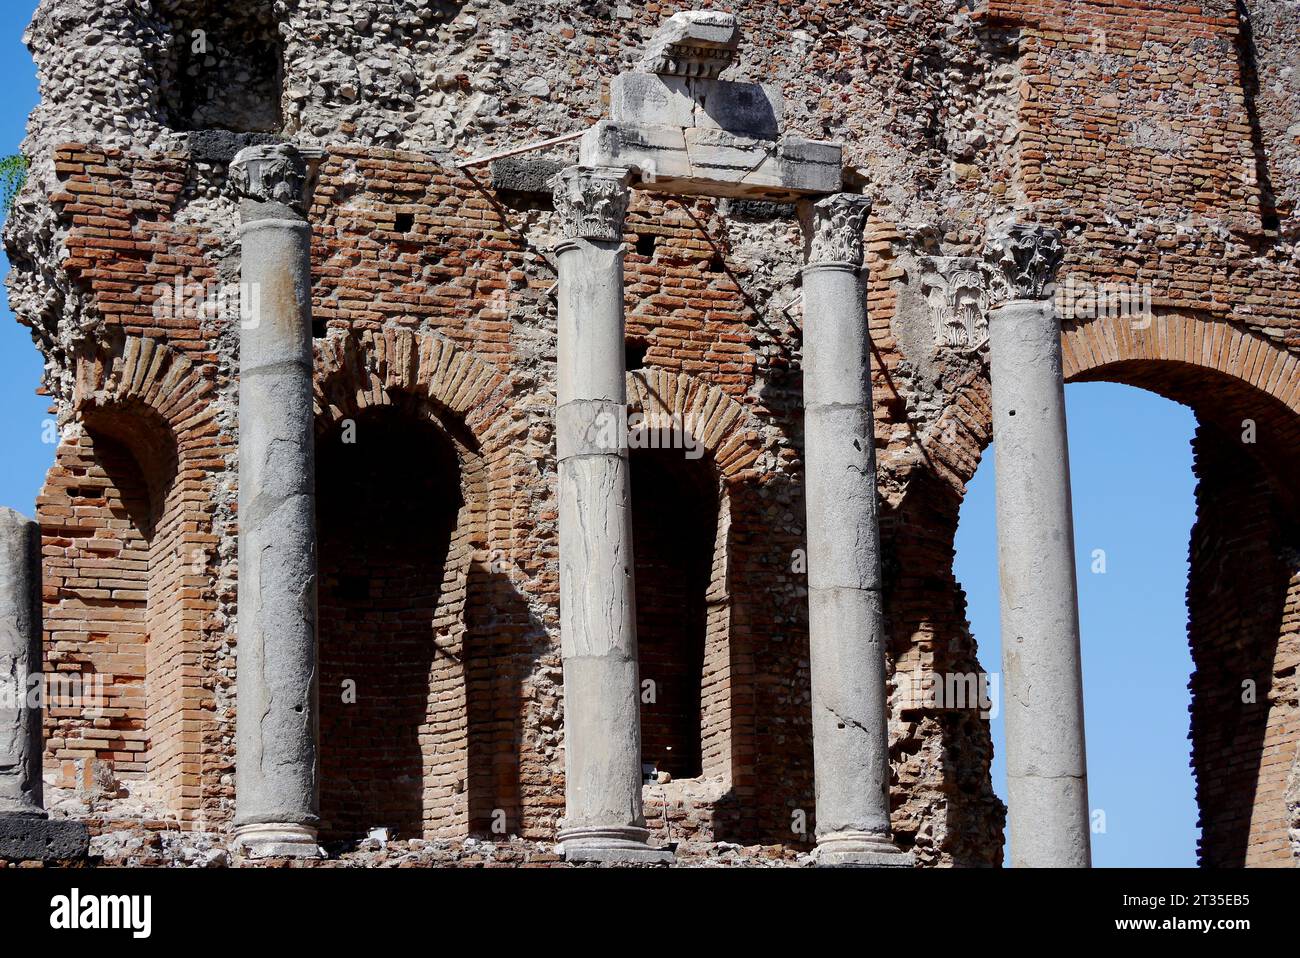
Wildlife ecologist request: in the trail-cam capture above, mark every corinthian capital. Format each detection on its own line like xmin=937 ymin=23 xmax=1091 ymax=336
xmin=920 ymin=255 xmax=989 ymax=350
xmin=799 ymin=194 xmax=872 ymax=268
xmin=228 ymin=143 xmax=324 ymax=217
xmin=985 ymin=224 xmax=1064 ymax=302
xmin=553 ymin=166 xmax=632 ymax=243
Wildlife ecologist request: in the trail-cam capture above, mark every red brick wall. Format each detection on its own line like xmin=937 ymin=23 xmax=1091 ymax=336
xmin=42 ymin=429 xmax=152 ymax=788
xmin=39 ymin=337 xmax=224 ymax=824
xmin=1187 ymin=423 xmax=1300 ymax=866
xmin=986 ymin=0 xmax=1300 ymax=332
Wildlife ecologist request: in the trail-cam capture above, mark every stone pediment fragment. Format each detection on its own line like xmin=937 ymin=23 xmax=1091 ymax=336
xmin=638 ymin=10 xmax=740 ymax=79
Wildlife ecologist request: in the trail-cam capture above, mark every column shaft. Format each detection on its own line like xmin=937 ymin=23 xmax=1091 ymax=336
xmin=987 ymin=226 xmax=1091 ymax=868
xmin=0 ymin=508 xmax=89 ymax=860
xmin=799 ymin=195 xmax=911 ymax=866
xmin=553 ymin=166 xmax=671 ymax=864
xmin=0 ymin=509 xmax=44 ymax=818
xmin=230 ymin=145 xmax=322 ymax=857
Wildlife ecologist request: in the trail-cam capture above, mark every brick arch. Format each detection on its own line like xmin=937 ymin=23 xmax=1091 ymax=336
xmin=1061 ymin=309 xmax=1300 ymax=867
xmin=311 ymin=327 xmax=529 ymax=839
xmin=625 ymin=368 xmax=765 ymax=480
xmin=42 ymin=334 xmax=222 ymax=825
xmin=70 ymin=334 xmax=220 ymax=466
xmin=1061 ymin=311 xmax=1300 ymax=409
xmin=314 ymin=327 xmax=512 ymax=446
xmin=1062 ymin=310 xmax=1300 ymax=493
xmin=918 ymin=310 xmax=1300 ymax=497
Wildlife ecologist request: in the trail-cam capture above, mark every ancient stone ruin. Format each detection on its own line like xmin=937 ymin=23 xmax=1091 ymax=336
xmin=1 ymin=1 xmax=1298 ymax=868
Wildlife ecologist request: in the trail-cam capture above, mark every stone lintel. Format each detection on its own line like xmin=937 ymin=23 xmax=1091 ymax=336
xmin=579 ymin=119 xmax=841 ymax=201
xmin=611 ymin=72 xmax=783 ymax=141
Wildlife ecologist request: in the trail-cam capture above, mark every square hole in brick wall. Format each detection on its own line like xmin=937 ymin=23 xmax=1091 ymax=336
xmin=626 ymin=338 xmax=650 ymax=371
xmin=159 ymin=4 xmax=284 ymax=133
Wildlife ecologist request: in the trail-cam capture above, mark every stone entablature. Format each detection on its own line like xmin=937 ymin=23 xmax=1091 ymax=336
xmin=579 ymin=11 xmax=841 ymax=200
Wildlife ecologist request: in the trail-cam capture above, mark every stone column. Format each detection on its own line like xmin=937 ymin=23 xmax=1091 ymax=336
xmin=553 ymin=166 xmax=671 ymax=864
xmin=229 ymin=143 xmax=324 ymax=858
xmin=0 ymin=508 xmax=88 ymax=860
xmin=798 ymin=194 xmax=911 ymax=867
xmin=986 ymin=224 xmax=1091 ymax=868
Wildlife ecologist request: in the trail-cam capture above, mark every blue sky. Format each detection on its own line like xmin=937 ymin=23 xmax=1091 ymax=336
xmin=0 ymin=2 xmax=49 ymax=518
xmin=0 ymin=3 xmax=1201 ymax=865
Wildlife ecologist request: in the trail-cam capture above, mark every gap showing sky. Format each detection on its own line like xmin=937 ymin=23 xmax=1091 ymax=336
xmin=956 ymin=381 xmax=1200 ymax=867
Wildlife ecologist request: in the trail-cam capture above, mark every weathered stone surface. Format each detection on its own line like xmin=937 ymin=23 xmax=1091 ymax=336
xmin=610 ymin=73 xmax=698 ymax=130
xmin=638 ymin=10 xmax=739 ymax=79
xmin=580 ymin=120 xmax=841 ymax=200
xmin=552 ymin=166 xmax=632 ymax=244
xmin=985 ymin=224 xmax=1065 ymax=303
xmin=186 ymin=130 xmax=283 ymax=165
xmin=0 ymin=508 xmax=42 ymax=819
xmin=919 ymin=256 xmax=989 ymax=350
xmin=693 ymin=79 xmax=782 ymax=140
xmin=0 ymin=509 xmax=90 ymax=863
xmin=553 ymin=166 xmax=671 ymax=864
xmin=0 ymin=815 xmax=90 ymax=862
xmin=800 ymin=196 xmax=912 ymax=868
xmin=230 ymin=144 xmax=323 ymax=860
xmin=799 ymin=193 xmax=872 ymax=267
xmin=228 ymin=142 xmax=328 ymax=217
xmin=489 ymin=156 xmax=566 ymax=196
xmin=611 ymin=72 xmax=782 ymax=140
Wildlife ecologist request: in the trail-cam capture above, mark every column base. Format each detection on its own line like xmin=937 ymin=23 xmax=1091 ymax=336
xmin=0 ymin=812 xmax=90 ymax=861
xmin=559 ymin=826 xmax=675 ymax=865
xmin=814 ymin=831 xmax=914 ymax=868
xmin=232 ymin=822 xmax=324 ymax=859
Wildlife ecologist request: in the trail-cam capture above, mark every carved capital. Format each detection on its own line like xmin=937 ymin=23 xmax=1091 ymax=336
xmin=552 ymin=166 xmax=631 ymax=243
xmin=228 ymin=143 xmax=324 ymax=217
xmin=919 ymin=256 xmax=989 ymax=350
xmin=799 ymin=194 xmax=872 ymax=268
xmin=984 ymin=224 xmax=1064 ymax=302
